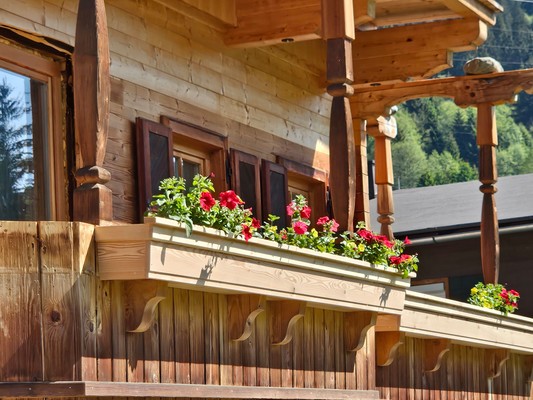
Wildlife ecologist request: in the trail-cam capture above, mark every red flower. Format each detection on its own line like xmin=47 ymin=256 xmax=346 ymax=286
xmin=251 ymin=218 xmax=261 ymax=229
xmin=358 ymin=229 xmax=374 ymax=242
xmin=509 ymin=289 xmax=520 ymax=297
xmin=301 ymin=206 xmax=312 ymax=219
xmin=242 ymin=224 xmax=252 ymax=242
xmin=199 ymin=191 xmax=216 ymax=211
xmin=317 ymin=216 xmax=330 ymax=226
xmin=404 ymin=236 xmax=412 ymax=245
xmin=286 ymin=202 xmax=295 ymax=216
xmin=219 ymin=190 xmax=243 ymax=210
xmin=292 ymin=221 xmax=308 ymax=235
xmin=389 ymin=254 xmax=411 ymax=265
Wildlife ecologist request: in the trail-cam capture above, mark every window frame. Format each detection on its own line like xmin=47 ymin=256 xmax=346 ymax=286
xmin=0 ymin=40 xmax=66 ymax=220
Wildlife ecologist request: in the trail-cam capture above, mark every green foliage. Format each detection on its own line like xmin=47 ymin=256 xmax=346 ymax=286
xmin=419 ymin=151 xmax=477 ymax=187
xmin=468 ymin=283 xmax=520 ymax=315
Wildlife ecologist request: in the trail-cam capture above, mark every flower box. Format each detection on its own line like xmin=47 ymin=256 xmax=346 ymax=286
xmin=95 ymin=217 xmax=411 ymax=314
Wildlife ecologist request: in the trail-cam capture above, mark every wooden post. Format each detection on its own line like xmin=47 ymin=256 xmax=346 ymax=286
xmin=367 ymin=116 xmax=397 ymax=239
xmin=354 ymin=118 xmax=371 ymax=227
xmin=477 ymin=103 xmax=499 ymax=284
xmin=73 ymin=0 xmax=112 ymax=225
xmin=322 ymin=0 xmax=356 ymax=232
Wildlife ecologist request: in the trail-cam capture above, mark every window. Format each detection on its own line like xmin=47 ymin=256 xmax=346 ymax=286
xmin=0 ymin=39 xmax=67 ymax=220
xmin=136 ymin=117 xmax=227 ymax=220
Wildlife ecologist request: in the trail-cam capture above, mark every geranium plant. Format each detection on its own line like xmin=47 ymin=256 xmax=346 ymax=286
xmin=467 ymin=282 xmax=520 ymax=315
xmin=147 ymin=174 xmax=418 ymax=277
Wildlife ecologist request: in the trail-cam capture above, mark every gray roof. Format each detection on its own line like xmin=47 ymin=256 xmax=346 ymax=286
xmin=369 ymin=173 xmax=533 ymax=235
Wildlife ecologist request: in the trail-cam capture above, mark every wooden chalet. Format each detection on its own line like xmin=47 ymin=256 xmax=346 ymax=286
xmin=2 ymin=1 xmax=533 ymax=400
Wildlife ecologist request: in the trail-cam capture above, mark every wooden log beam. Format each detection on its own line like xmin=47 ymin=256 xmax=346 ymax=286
xmin=354 ymin=19 xmax=487 ymax=61
xmin=224 ymin=0 xmax=322 ymax=47
xmin=73 ymin=0 xmax=112 ymax=225
xmin=477 ymin=103 xmax=499 ymax=284
xmin=354 ymin=118 xmax=371 ymax=227
xmin=351 ymin=69 xmax=533 ymax=119
xmin=323 ymin=0 xmax=356 ymax=232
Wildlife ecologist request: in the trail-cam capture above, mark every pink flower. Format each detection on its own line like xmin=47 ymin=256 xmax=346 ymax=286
xmin=292 ymin=221 xmax=308 ymax=235
xmin=404 ymin=236 xmax=412 ymax=245
xmin=251 ymin=218 xmax=261 ymax=229
xmin=199 ymin=191 xmax=216 ymax=211
xmin=286 ymin=202 xmax=295 ymax=216
xmin=219 ymin=190 xmax=243 ymax=210
xmin=330 ymin=219 xmax=339 ymax=233
xmin=317 ymin=216 xmax=330 ymax=226
xmin=242 ymin=224 xmax=252 ymax=242
xmin=301 ymin=206 xmax=312 ymax=219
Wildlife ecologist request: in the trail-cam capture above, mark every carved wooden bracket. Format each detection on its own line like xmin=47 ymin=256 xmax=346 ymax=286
xmin=375 ymin=314 xmax=401 ymax=332
xmin=124 ymin=280 xmax=167 ymax=333
xmin=344 ymin=311 xmax=377 ymax=351
xmin=424 ymin=339 xmax=451 ymax=372
xmin=486 ymin=349 xmax=510 ymax=379
xmin=376 ymin=331 xmax=405 ymax=367
xmin=227 ymin=294 xmax=266 ymax=341
xmin=269 ymin=300 xmax=306 ymax=345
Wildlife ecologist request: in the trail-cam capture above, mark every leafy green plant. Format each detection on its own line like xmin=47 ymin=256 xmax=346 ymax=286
xmin=467 ymin=282 xmax=520 ymax=315
xmin=147 ymin=174 xmax=418 ymax=277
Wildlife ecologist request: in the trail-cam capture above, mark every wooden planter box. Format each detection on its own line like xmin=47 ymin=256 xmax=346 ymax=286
xmin=95 ymin=217 xmax=410 ymax=313
xmin=401 ymin=290 xmax=533 ymax=353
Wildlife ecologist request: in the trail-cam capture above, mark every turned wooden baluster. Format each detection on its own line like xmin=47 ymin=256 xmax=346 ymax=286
xmin=322 ymin=0 xmax=356 ymax=232
xmin=477 ymin=103 xmax=499 ymax=284
xmin=354 ymin=118 xmax=371 ymax=227
xmin=368 ymin=116 xmax=397 ymax=239
xmin=72 ymin=0 xmax=112 ymax=225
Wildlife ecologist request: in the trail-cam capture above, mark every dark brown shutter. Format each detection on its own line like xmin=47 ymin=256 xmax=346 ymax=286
xmin=261 ymin=160 xmax=288 ymax=228
xmin=230 ymin=149 xmax=261 ymax=221
xmin=136 ymin=117 xmax=173 ymax=220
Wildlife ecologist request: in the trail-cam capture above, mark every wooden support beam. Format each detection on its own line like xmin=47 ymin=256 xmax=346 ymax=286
xmin=353 ymin=118 xmax=371 ymax=227
xmin=351 ymin=69 xmax=533 ymax=119
xmin=477 ymin=103 xmax=499 ymax=284
xmin=354 ymin=19 xmax=487 ymax=60
xmin=224 ymin=0 xmax=321 ymax=47
xmin=440 ymin=0 xmax=501 ymax=25
xmin=486 ymin=349 xmax=510 ymax=379
xmin=269 ymin=300 xmax=306 ymax=345
xmin=73 ymin=0 xmax=112 ymax=225
xmin=376 ymin=332 xmax=404 ymax=367
xmin=367 ymin=116 xmax=397 ymax=239
xmin=228 ymin=294 xmax=266 ymax=341
xmin=424 ymin=339 xmax=451 ymax=373
xmin=354 ymin=49 xmax=452 ymax=85
xmin=344 ymin=311 xmax=377 ymax=352
xmin=375 ymin=314 xmax=400 ymax=332
xmin=124 ymin=280 xmax=167 ymax=333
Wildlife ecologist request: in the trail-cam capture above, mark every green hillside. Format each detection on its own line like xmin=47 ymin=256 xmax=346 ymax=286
xmin=388 ymin=0 xmax=533 ymax=189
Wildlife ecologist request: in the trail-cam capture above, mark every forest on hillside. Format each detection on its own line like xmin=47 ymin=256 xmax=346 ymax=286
xmin=386 ymin=0 xmax=533 ymax=189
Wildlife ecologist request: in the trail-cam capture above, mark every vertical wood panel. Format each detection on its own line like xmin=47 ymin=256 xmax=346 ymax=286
xmin=204 ymin=292 xmax=220 ymax=385
xmin=189 ymin=290 xmax=205 ymax=384
xmin=174 ymin=288 xmax=191 ymax=384
xmin=97 ymin=280 xmax=113 ymax=381
xmin=255 ymin=308 xmax=270 ymax=387
xmin=0 ymin=221 xmax=41 ymax=382
xmin=303 ymin=307 xmax=315 ymax=388
xmin=159 ymin=287 xmax=176 ymax=383
xmin=40 ymin=222 xmax=80 ymax=381
xmin=334 ymin=311 xmax=346 ymax=390
xmin=111 ymin=281 xmax=126 ymax=382
xmin=314 ymin=308 xmax=325 ymax=388
xmin=324 ymin=310 xmax=336 ymax=389
xmin=218 ymin=294 xmax=232 ymax=386
xmin=293 ymin=309 xmax=305 ymax=388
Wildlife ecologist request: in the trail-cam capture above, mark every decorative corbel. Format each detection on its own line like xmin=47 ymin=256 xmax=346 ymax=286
xmin=269 ymin=300 xmax=306 ymax=345
xmin=375 ymin=314 xmax=401 ymax=332
xmin=344 ymin=311 xmax=377 ymax=351
xmin=124 ymin=280 xmax=167 ymax=333
xmin=424 ymin=339 xmax=451 ymax=372
xmin=376 ymin=331 xmax=405 ymax=367
xmin=486 ymin=349 xmax=510 ymax=379
xmin=227 ymin=294 xmax=266 ymax=341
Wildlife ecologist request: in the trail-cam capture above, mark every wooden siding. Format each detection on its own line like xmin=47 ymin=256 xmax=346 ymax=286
xmin=377 ymin=336 xmax=533 ymax=400
xmin=1 ymin=0 xmax=331 ymax=223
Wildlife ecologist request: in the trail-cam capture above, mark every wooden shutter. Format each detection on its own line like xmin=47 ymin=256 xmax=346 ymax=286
xmin=261 ymin=160 xmax=289 ymax=228
xmin=136 ymin=117 xmax=173 ymax=220
xmin=230 ymin=149 xmax=261 ymax=221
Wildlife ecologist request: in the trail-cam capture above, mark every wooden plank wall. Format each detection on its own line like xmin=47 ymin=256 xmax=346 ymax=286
xmin=0 ymin=221 xmax=95 ymax=383
xmin=377 ymin=336 xmax=532 ymax=400
xmin=94 ymin=285 xmax=376 ymax=390
xmin=0 ymin=0 xmax=331 ymax=224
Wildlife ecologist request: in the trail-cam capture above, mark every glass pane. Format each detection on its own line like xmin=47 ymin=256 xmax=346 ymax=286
xmin=0 ymin=68 xmax=48 ymax=220
xmin=182 ymin=159 xmax=200 ymax=187
xmin=239 ymin=161 xmax=257 ymax=215
xmin=270 ymin=170 xmax=286 ymax=227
